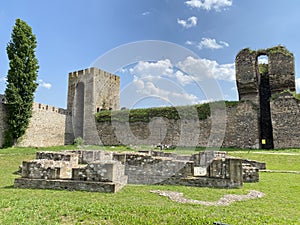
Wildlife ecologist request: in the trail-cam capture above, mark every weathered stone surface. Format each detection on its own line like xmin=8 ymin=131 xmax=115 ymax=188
xmin=14 ymin=178 xmax=124 ymax=193
xmin=14 ymin=150 xmax=264 ymax=190
xmin=15 ymin=151 xmax=127 ymax=193
xmin=96 ymin=101 xmax=260 ymax=149
xmin=65 ymin=68 xmax=120 ymax=145
xmin=235 ymin=46 xmax=295 ymax=103
xmin=271 ymin=92 xmax=300 ymax=148
xmin=0 ymin=102 xmax=66 ymax=147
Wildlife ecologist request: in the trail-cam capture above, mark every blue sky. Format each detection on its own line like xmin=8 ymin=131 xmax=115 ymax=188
xmin=0 ymin=0 xmax=300 ymax=108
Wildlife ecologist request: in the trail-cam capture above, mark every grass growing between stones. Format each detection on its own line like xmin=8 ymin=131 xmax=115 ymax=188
xmin=0 ymin=147 xmax=300 ymax=224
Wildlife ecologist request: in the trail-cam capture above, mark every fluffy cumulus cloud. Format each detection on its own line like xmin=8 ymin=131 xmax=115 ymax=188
xmin=128 ymin=59 xmax=203 ymax=105
xmin=38 ymin=79 xmax=52 ymax=89
xmin=197 ymin=38 xmax=229 ymax=50
xmin=177 ymin=16 xmax=198 ymax=29
xmin=185 ymin=0 xmax=232 ymax=11
xmin=176 ymin=56 xmax=235 ymax=81
xmin=132 ymin=77 xmax=200 ymax=105
xmin=129 ymin=59 xmax=174 ymax=79
xmin=125 ymin=57 xmax=235 ymax=106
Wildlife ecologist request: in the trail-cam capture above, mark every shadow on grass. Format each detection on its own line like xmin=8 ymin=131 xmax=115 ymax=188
xmin=2 ymin=185 xmax=14 ymax=189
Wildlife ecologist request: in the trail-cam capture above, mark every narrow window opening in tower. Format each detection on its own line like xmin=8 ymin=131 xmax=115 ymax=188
xmin=258 ymin=55 xmax=274 ymax=149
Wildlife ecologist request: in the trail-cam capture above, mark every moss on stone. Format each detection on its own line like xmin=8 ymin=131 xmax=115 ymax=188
xmin=95 ymin=101 xmax=239 ymax=123
xmin=267 ymin=45 xmax=293 ymax=57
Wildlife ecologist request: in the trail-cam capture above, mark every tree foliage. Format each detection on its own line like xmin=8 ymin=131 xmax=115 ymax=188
xmin=5 ymin=19 xmax=39 ymax=145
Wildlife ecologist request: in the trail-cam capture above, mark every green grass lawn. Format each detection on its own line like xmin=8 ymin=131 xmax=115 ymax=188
xmin=0 ymin=146 xmax=300 ymax=225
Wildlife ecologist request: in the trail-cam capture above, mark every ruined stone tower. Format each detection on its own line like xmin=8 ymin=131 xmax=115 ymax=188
xmin=235 ymin=46 xmax=295 ymax=149
xmin=65 ymin=67 xmax=120 ymax=145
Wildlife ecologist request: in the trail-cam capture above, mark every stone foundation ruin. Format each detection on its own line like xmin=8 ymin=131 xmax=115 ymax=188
xmin=14 ymin=151 xmax=127 ymax=193
xmin=15 ymin=150 xmax=265 ymax=192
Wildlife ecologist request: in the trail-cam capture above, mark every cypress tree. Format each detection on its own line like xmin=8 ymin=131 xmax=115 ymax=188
xmin=5 ymin=19 xmax=39 ymax=145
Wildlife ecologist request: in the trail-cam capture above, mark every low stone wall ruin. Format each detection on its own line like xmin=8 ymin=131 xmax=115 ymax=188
xmin=14 ymin=151 xmax=127 ymax=193
xmin=14 ymin=150 xmax=264 ymax=192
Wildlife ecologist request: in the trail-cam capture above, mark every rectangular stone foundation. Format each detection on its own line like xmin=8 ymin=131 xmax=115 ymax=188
xmin=14 ymin=177 xmax=127 ymax=193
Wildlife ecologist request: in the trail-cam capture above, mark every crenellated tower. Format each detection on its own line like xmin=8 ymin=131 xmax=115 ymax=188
xmin=65 ymin=67 xmax=120 ymax=145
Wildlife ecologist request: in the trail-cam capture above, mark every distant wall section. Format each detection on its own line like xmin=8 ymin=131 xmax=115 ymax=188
xmin=0 ymin=102 xmax=66 ymax=148
xmin=17 ymin=103 xmax=66 ymax=147
xmin=95 ymin=101 xmax=260 ymax=149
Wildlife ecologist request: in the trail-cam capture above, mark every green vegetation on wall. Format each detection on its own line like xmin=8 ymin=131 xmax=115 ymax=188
xmin=267 ymin=45 xmax=293 ymax=57
xmin=258 ymin=63 xmax=268 ymax=76
xmin=95 ymin=101 xmax=239 ymax=123
xmin=271 ymin=89 xmax=300 ymax=101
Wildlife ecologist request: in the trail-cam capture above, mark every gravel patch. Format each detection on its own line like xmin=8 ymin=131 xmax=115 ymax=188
xmin=150 ymin=190 xmax=265 ymax=206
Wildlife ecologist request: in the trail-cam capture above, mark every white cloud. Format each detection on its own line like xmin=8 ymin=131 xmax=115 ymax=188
xmin=185 ymin=40 xmax=195 ymax=45
xmin=134 ymin=78 xmax=200 ymax=105
xmin=126 ymin=57 xmax=235 ymax=107
xmin=258 ymin=55 xmax=268 ymax=64
xmin=197 ymin=38 xmax=229 ymax=49
xmin=185 ymin=0 xmax=232 ymax=11
xmin=177 ymin=16 xmax=198 ymax=29
xmin=219 ymin=41 xmax=229 ymax=47
xmin=38 ymin=79 xmax=52 ymax=89
xmin=142 ymin=11 xmax=150 ymax=16
xmin=116 ymin=67 xmax=127 ymax=74
xmin=129 ymin=59 xmax=174 ymax=79
xmin=176 ymin=56 xmax=235 ymax=81
xmin=174 ymin=70 xmax=194 ymax=85
xmin=128 ymin=60 xmax=201 ymax=105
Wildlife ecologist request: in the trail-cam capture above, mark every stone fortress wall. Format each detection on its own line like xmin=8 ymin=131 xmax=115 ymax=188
xmin=95 ymin=46 xmax=300 ymax=149
xmin=0 ymin=100 xmax=67 ymax=147
xmin=17 ymin=103 xmax=67 ymax=147
xmin=0 ymin=46 xmax=300 ymax=149
xmin=96 ymin=101 xmax=260 ymax=149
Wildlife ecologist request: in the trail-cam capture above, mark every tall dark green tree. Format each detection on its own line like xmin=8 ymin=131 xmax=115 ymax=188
xmin=5 ymin=19 xmax=39 ymax=145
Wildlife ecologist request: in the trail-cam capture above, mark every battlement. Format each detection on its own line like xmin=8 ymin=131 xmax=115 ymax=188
xmin=68 ymin=67 xmax=120 ymax=82
xmin=0 ymin=94 xmax=66 ymax=115
xmin=33 ymin=102 xmax=67 ymax=115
